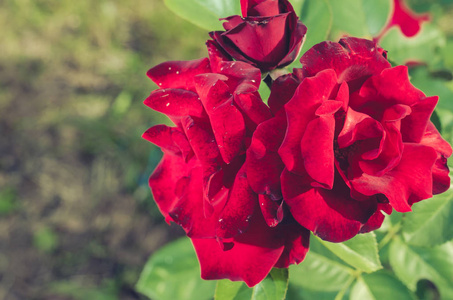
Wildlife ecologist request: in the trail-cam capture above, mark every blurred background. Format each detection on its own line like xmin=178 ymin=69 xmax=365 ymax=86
xmin=0 ymin=0 xmax=209 ymax=299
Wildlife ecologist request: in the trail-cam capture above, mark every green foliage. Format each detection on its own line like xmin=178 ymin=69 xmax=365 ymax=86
xmin=327 ymin=0 xmax=371 ymax=39
xmin=362 ymin=0 xmax=391 ymax=36
xmin=389 ymin=238 xmax=453 ymax=299
xmin=402 ymin=189 xmax=453 ymax=246
xmin=380 ymin=25 xmax=446 ymax=68
xmin=136 ymin=237 xmax=216 ymax=300
xmin=289 ymin=237 xmax=354 ymax=292
xmin=164 ymin=0 xmax=241 ymax=31
xmin=215 ymin=268 xmax=288 ymax=300
xmin=318 ymin=233 xmax=382 ymax=273
xmin=350 ymin=271 xmax=416 ymax=300
xmin=299 ymin=0 xmax=332 ymax=51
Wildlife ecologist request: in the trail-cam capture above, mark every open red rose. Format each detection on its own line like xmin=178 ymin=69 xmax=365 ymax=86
xmin=143 ymin=51 xmax=309 ymax=286
xmin=246 ymin=37 xmax=451 ymax=243
xmin=209 ymin=0 xmax=307 ymax=71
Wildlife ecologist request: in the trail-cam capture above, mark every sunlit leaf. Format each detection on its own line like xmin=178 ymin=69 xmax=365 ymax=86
xmin=164 ymin=0 xmax=241 ymax=31
xmin=136 ymin=237 xmax=216 ymax=300
xmin=379 ymin=24 xmax=446 ymax=68
xmin=318 ymin=233 xmax=382 ymax=273
xmin=362 ymin=0 xmax=391 ymax=36
xmin=327 ymin=0 xmax=370 ymax=39
xmin=299 ymin=0 xmax=332 ymax=51
xmin=215 ymin=268 xmax=288 ymax=300
xmin=402 ymin=188 xmax=453 ymax=247
xmin=290 ymin=236 xmax=354 ymax=291
xmin=350 ymin=271 xmax=416 ymax=300
xmin=389 ymin=238 xmax=453 ymax=299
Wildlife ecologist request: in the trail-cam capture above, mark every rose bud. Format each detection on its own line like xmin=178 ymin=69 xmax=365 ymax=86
xmin=246 ymin=37 xmax=451 ymax=243
xmin=143 ymin=49 xmax=309 ymax=286
xmin=209 ymin=0 xmax=307 ymax=72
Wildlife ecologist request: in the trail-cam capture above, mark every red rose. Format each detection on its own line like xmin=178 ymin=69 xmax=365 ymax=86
xmin=143 ymin=50 xmax=309 ymax=286
xmin=246 ymin=37 xmax=451 ymax=243
xmin=209 ymin=0 xmax=307 ymax=71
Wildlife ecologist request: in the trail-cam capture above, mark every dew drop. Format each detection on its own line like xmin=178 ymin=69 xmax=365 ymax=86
xmin=176 ymin=71 xmax=180 ymax=74
xmin=166 ymin=102 xmax=170 ymax=107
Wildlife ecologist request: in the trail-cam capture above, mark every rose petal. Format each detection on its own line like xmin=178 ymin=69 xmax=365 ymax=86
xmin=274 ymin=221 xmax=310 ymax=268
xmin=268 ymin=73 xmax=300 ymax=115
xmin=301 ymin=114 xmax=336 ymax=189
xmin=206 ymin=40 xmax=233 ymax=73
xmin=144 ymin=88 xmax=206 ymax=123
xmin=352 ymin=66 xmax=426 ymax=117
xmin=247 ymin=111 xmax=286 ymax=199
xmin=147 ymin=58 xmax=211 ymax=92
xmin=401 ymin=96 xmax=437 ymax=143
xmin=350 ymin=143 xmax=438 ymax=212
xmin=298 ymin=37 xmax=390 ymax=89
xmin=195 ymin=74 xmax=246 ymax=164
xmin=420 ymin=122 xmax=452 ymax=194
xmin=281 ymin=168 xmax=377 ymax=242
xmin=149 ymin=153 xmax=197 ymax=223
xmin=192 ymin=212 xmax=285 ymax=287
xmin=277 ymin=19 xmax=307 ymax=68
xmin=279 ymin=69 xmax=338 ymax=174
xmin=359 ymin=202 xmax=393 ymax=233
xmin=234 ymin=92 xmax=272 ymax=130
xmin=142 ymin=125 xmax=192 ymax=160
xmin=258 ymin=194 xmax=283 ymax=227
xmin=223 ymin=14 xmax=290 ymax=67
xmin=168 ymin=166 xmax=221 ymax=238
xmin=216 ymin=165 xmax=258 ymax=239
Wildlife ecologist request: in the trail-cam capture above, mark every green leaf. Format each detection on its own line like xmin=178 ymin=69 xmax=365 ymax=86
xmin=290 ymin=0 xmax=306 ymax=16
xmin=350 ymin=270 xmax=416 ymax=300
xmin=289 ymin=236 xmax=354 ymax=291
xmin=389 ymin=238 xmax=453 ymax=299
xmin=299 ymin=0 xmax=332 ymax=51
xmin=215 ymin=280 xmax=253 ymax=300
xmin=362 ymin=0 xmax=391 ymax=36
xmin=136 ymin=237 xmax=216 ymax=300
xmin=215 ymin=268 xmax=288 ymax=300
xmin=327 ymin=0 xmax=370 ymax=39
xmin=164 ymin=0 xmax=241 ymax=31
xmin=379 ymin=24 xmax=446 ymax=68
xmin=318 ymin=233 xmax=382 ymax=273
xmin=409 ymin=67 xmax=453 ymax=112
xmin=402 ymin=188 xmax=453 ymax=247
xmin=286 ymin=284 xmax=343 ymax=300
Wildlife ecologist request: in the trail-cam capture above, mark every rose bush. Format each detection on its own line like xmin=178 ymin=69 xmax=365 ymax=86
xmin=247 ymin=37 xmax=452 ymax=243
xmin=209 ymin=0 xmax=307 ymax=71
xmin=143 ymin=48 xmax=309 ymax=287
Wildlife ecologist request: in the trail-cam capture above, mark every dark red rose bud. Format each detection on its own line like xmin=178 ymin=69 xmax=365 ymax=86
xmin=209 ymin=0 xmax=307 ymax=72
